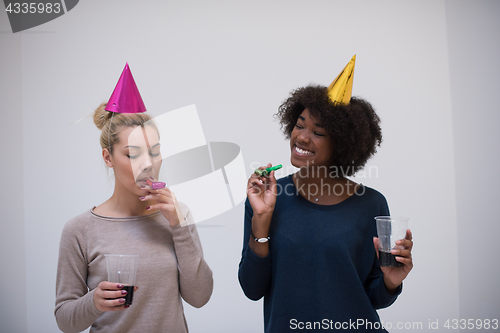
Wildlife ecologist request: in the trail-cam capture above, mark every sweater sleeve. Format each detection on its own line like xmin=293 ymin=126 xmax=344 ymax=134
xmin=172 ymin=203 xmax=213 ymax=308
xmin=238 ymin=198 xmax=272 ymax=301
xmin=364 ymin=253 xmax=402 ymax=309
xmin=54 ymin=217 xmax=102 ymax=333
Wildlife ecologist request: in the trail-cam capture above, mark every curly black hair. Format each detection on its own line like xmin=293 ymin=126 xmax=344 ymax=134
xmin=275 ymin=85 xmax=382 ymax=177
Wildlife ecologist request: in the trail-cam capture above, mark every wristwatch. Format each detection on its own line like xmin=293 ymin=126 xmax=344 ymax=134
xmin=251 ymin=231 xmax=270 ymax=243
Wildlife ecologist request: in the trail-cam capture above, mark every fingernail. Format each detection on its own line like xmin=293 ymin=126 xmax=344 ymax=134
xmin=121 ymin=290 xmax=127 ymax=295
xmin=124 ymin=305 xmax=130 ymax=308
xmin=146 ymin=206 xmax=150 ymax=210
xmin=117 ymin=284 xmax=123 ymax=289
xmin=119 ymin=298 xmax=125 ymax=303
xmin=139 ymin=197 xmax=145 ymax=200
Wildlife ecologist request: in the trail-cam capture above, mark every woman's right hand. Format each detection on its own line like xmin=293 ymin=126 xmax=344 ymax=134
xmin=247 ymin=163 xmax=278 ymax=215
xmin=247 ymin=164 xmax=277 ymax=257
xmin=93 ymin=282 xmax=138 ymax=312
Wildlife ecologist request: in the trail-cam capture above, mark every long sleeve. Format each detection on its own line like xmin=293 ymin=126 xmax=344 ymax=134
xmin=238 ymin=198 xmax=272 ymax=301
xmin=173 ymin=204 xmax=213 ymax=308
xmin=54 ymin=218 xmax=102 ymax=333
xmin=364 ymin=254 xmax=402 ymax=309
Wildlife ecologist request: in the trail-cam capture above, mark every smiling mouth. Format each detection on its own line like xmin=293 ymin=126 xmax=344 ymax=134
xmin=294 ymin=145 xmax=314 ymax=155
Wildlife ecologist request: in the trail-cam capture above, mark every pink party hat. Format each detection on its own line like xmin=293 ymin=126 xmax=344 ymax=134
xmin=105 ymin=63 xmax=147 ymax=113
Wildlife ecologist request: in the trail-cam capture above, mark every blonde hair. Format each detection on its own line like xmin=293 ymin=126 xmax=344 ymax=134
xmin=93 ymin=102 xmax=157 ymax=154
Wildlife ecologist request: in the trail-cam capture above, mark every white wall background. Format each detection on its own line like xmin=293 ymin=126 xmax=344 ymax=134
xmin=0 ymin=1 xmax=498 ymax=332
xmin=446 ymin=0 xmax=500 ymax=325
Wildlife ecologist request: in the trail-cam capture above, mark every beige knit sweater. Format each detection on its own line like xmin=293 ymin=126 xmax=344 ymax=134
xmin=55 ymin=203 xmax=213 ymax=333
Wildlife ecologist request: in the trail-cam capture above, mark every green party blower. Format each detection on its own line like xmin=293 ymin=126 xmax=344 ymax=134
xmin=254 ymin=164 xmax=282 ymax=176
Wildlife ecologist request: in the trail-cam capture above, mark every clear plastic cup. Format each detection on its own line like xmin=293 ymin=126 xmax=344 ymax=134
xmin=105 ymin=254 xmax=139 ymax=305
xmin=374 ymin=216 xmax=409 ymax=267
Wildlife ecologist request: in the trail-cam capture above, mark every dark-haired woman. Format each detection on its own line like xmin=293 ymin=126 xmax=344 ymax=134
xmin=238 ymin=81 xmax=413 ymax=332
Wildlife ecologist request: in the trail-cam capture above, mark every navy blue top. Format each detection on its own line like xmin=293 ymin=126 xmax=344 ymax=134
xmin=238 ymin=175 xmax=401 ymax=332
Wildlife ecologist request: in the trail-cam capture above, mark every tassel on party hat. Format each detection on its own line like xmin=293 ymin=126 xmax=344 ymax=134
xmin=105 ymin=63 xmax=147 ymax=113
xmin=327 ymin=55 xmax=356 ymax=105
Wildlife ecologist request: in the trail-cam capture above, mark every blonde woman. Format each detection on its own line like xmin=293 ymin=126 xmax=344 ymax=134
xmin=55 ymin=66 xmax=213 ymax=332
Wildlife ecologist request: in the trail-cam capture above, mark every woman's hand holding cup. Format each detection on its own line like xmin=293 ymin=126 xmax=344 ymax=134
xmin=93 ymin=282 xmax=139 ymax=312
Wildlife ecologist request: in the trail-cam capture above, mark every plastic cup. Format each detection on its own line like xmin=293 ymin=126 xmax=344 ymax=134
xmin=105 ymin=254 xmax=139 ymax=305
xmin=374 ymin=216 xmax=409 ymax=267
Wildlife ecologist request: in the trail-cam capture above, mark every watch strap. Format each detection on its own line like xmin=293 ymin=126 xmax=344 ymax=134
xmin=251 ymin=231 xmax=270 ymax=243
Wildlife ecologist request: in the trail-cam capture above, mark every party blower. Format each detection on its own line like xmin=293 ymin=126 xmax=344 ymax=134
xmin=254 ymin=164 xmax=282 ymax=177
xmin=146 ymin=179 xmax=166 ymax=190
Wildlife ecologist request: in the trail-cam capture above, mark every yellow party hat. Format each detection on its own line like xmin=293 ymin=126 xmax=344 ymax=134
xmin=327 ymin=55 xmax=356 ymax=104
